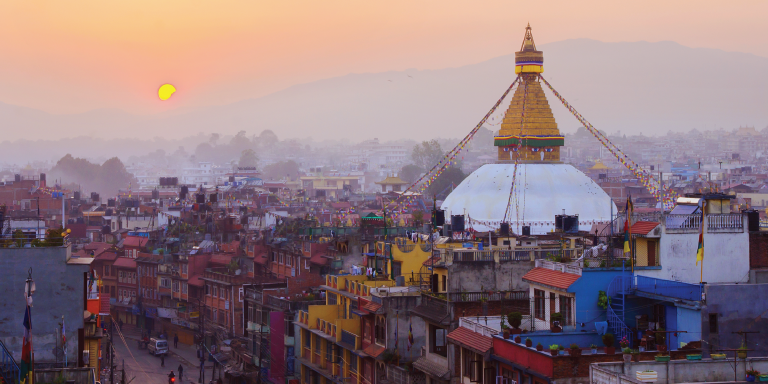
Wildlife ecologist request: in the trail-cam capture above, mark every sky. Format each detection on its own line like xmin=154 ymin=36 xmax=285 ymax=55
xmin=1 ymin=0 xmax=766 ymax=115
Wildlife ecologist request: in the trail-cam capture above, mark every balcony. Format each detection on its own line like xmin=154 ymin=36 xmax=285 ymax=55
xmin=633 ymin=276 xmax=703 ymax=302
xmin=446 ymin=290 xmax=528 ymax=303
xmin=707 ymin=213 xmax=744 ymax=233
xmin=340 ymin=330 xmax=361 ymax=350
xmin=446 ymin=248 xmax=578 ymax=263
xmin=536 ymin=259 xmax=582 ymax=276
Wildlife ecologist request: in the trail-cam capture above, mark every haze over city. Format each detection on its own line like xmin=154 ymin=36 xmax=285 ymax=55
xmin=1 ymin=3 xmax=768 ymax=384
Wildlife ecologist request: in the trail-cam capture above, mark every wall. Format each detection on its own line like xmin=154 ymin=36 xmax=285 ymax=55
xmin=381 ymin=295 xmax=425 ymax=362
xmin=702 ymin=283 xmax=768 ymax=356
xmin=447 ymin=260 xmax=534 ymax=292
xmin=592 ymin=358 xmax=768 ymax=383
xmin=0 ymin=246 xmax=87 ymax=365
xmin=569 ymin=269 xmax=623 ymax=331
xmin=636 ymin=222 xmax=749 ymax=284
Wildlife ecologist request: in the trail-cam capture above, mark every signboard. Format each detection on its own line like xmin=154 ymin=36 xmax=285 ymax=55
xmin=190 ymin=311 xmax=200 ymax=318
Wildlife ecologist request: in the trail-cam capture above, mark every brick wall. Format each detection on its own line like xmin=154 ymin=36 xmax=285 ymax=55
xmin=287 ymin=272 xmax=326 ymax=296
xmin=749 ymin=232 xmax=768 ymax=269
xmin=452 ymin=300 xmax=529 ymax=321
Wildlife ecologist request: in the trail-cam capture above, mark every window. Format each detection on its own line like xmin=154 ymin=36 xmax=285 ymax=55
xmin=182 ymin=264 xmax=188 ymax=274
xmin=239 ymin=288 xmax=244 ymax=302
xmin=430 ymin=324 xmax=447 ymax=357
xmin=709 ymin=313 xmax=719 ymax=334
xmin=462 ymin=349 xmax=472 ymax=378
xmin=271 ymin=252 xmax=276 ymax=262
xmin=534 ymin=289 xmax=546 ymax=320
xmin=213 ymin=286 xmax=218 ymax=297
xmin=206 ymin=284 xmax=210 ymax=296
xmin=375 ymin=316 xmax=386 ymax=345
xmin=286 ymin=256 xmax=292 ymax=267
xmin=559 ymin=296 xmax=573 ymax=326
xmin=182 ymin=283 xmax=188 ymax=294
xmin=328 ymin=293 xmax=337 ymax=305
xmin=442 ymin=275 xmax=447 ymax=292
xmin=279 ymin=253 xmax=284 ymax=264
xmin=392 ymin=262 xmax=402 ymax=278
xmin=213 ymin=309 xmax=218 ymax=321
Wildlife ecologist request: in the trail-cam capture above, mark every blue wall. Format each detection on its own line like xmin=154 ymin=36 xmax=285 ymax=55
xmin=677 ymin=307 xmax=701 ymax=347
xmin=517 ymin=331 xmax=604 ymax=350
xmin=568 ymin=269 xmax=623 ymax=331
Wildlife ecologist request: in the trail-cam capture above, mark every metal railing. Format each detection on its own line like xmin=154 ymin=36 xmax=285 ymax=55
xmin=535 ymin=259 xmax=582 ymax=276
xmin=0 ymin=339 xmax=20 ymax=384
xmin=665 ymin=214 xmax=701 ymax=232
xmin=446 ymin=290 xmax=528 ymax=303
xmin=341 ymin=330 xmax=359 ymax=349
xmin=633 ymin=276 xmax=703 ymax=302
xmin=452 ymin=250 xmax=494 ymax=262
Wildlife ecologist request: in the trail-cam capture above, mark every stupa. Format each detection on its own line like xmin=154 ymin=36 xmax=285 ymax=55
xmin=440 ymin=24 xmax=616 ymax=234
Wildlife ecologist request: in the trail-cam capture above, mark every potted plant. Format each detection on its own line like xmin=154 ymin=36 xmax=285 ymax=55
xmin=590 ymin=344 xmax=598 ymax=354
xmin=711 ymin=353 xmax=726 ymax=360
xmin=654 ymin=353 xmax=670 ymax=362
xmin=514 ymin=335 xmax=521 ymax=343
xmin=686 ymin=354 xmax=702 ymax=360
xmin=549 ymin=344 xmax=559 ymax=357
xmin=619 ymin=336 xmax=630 ymax=349
xmin=502 ymin=324 xmax=510 ymax=339
xmin=760 ymin=374 xmax=768 ymax=382
xmin=603 ymin=334 xmax=615 ymax=354
xmin=525 ymin=338 xmax=533 ymax=348
xmin=507 ymin=312 xmax=523 ymax=335
xmin=739 ymin=343 xmax=749 ymax=359
xmin=632 ymin=349 xmax=640 ymax=362
xmin=536 ymin=343 xmax=543 ymax=352
xmin=622 ymin=348 xmax=632 ymax=362
xmin=558 ymin=345 xmax=565 ymax=356
xmin=550 ymin=313 xmax=564 ymax=333
xmin=636 ymin=370 xmax=658 ymax=383
xmin=569 ymin=343 xmax=581 ymax=357
xmin=747 ymin=369 xmax=760 ymax=382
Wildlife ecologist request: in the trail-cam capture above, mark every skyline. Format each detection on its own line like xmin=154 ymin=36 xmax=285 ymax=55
xmin=1 ymin=0 xmax=767 ymax=117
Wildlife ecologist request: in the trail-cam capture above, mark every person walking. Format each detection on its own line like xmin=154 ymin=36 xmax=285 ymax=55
xmin=178 ymin=364 xmax=184 ymax=383
xmin=161 ymin=353 xmax=165 ymax=367
xmin=174 ymin=334 xmax=179 ymax=348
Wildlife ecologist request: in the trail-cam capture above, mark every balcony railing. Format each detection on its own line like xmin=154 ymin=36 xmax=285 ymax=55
xmin=341 ymin=330 xmax=360 ymax=350
xmin=447 ymin=290 xmax=528 ymax=303
xmin=707 ymin=213 xmax=743 ymax=232
xmin=536 ymin=259 xmax=582 ymax=276
xmin=633 ymin=276 xmax=703 ymax=302
xmin=665 ymin=214 xmax=701 ymax=232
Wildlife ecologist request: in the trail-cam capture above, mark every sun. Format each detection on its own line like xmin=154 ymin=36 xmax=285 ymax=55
xmin=158 ymin=84 xmax=176 ymax=100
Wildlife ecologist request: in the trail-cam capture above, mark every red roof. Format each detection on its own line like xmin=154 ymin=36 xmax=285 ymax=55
xmin=422 ymin=256 xmax=441 ymax=266
xmin=94 ymin=251 xmax=118 ymax=262
xmin=630 ymin=221 xmax=660 ymax=236
xmin=210 ymin=254 xmax=233 ymax=265
xmin=522 ymin=268 xmax=580 ymax=290
xmin=188 ymin=275 xmax=204 ymax=287
xmin=123 ymin=236 xmax=149 ymax=248
xmin=447 ymin=327 xmax=492 ymax=353
xmin=310 ymin=253 xmax=329 ymax=266
xmin=113 ymin=257 xmax=137 ymax=269
xmin=363 ymin=343 xmax=386 ymax=358
xmin=362 ymin=302 xmax=382 ymax=313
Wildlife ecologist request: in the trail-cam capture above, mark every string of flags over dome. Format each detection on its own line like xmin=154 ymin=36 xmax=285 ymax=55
xmin=393 ymin=23 xmax=678 ymax=220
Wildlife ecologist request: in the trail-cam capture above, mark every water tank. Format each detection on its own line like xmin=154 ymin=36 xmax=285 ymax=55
xmin=210 ymin=193 xmax=218 ymax=203
xmin=747 ymin=210 xmax=759 ymax=232
xmin=500 ymin=222 xmax=510 ymax=236
xmin=522 ymin=226 xmax=531 ymax=236
xmin=196 ymin=194 xmax=206 ymax=204
xmin=73 ymin=191 xmax=81 ymax=200
xmin=434 ymin=210 xmax=445 ymax=226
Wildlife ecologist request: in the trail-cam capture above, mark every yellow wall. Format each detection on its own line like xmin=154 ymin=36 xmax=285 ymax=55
xmin=307 ymin=304 xmax=340 ymax=328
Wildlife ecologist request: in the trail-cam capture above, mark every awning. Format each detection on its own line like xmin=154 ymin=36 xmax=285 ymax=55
xmin=413 ymin=356 xmax=450 ymax=381
xmin=363 ymin=344 xmax=386 ymax=359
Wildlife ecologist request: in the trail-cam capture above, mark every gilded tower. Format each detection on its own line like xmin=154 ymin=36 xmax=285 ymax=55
xmin=495 ymin=24 xmax=564 ymax=162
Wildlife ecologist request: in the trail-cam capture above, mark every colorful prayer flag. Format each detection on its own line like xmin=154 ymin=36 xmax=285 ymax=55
xmin=21 ymin=305 xmax=32 ymax=384
xmin=623 ymin=196 xmax=633 ymax=254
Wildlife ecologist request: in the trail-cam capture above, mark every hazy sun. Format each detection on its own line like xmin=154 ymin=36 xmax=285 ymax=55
xmin=158 ymin=84 xmax=176 ymax=100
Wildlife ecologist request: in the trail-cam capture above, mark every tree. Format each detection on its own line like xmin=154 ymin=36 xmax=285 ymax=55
xmin=259 ymin=130 xmax=279 ymax=147
xmin=239 ymin=149 xmax=259 ymax=168
xmin=262 ymin=160 xmax=299 ymax=180
xmin=399 ymin=164 xmax=423 ymax=184
xmin=412 ymin=140 xmax=444 ymax=171
xmin=427 ymin=166 xmax=466 ymax=198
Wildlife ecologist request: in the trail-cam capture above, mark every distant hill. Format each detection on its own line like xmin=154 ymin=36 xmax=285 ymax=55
xmin=1 ymin=39 xmax=766 ymax=144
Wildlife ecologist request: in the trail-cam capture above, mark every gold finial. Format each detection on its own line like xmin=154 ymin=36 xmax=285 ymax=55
xmin=520 ymin=23 xmax=536 ymax=52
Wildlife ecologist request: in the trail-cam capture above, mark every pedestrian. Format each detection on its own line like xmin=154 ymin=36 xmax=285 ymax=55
xmin=178 ymin=364 xmax=184 ymax=383
xmin=174 ymin=334 xmax=179 ymax=348
xmin=118 ymin=318 xmax=123 ymax=329
xmin=161 ymin=353 xmax=165 ymax=367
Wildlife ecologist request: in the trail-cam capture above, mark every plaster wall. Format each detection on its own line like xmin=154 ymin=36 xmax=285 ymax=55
xmin=0 ymin=246 xmax=88 ymax=364
xmin=381 ymin=295 xmax=425 ymax=362
xmin=702 ymin=283 xmax=768 ymax=356
xmin=447 ymin=261 xmax=533 ymax=293
xmin=592 ymin=358 xmax=768 ymax=383
xmin=636 ymin=223 xmax=749 ymax=284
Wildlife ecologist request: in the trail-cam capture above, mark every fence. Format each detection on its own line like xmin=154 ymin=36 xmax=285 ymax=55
xmin=446 ymin=290 xmax=528 ymax=303
xmin=707 ymin=213 xmax=744 ymax=232
xmin=633 ymin=276 xmax=703 ymax=302
xmin=664 ymin=214 xmax=701 ymax=232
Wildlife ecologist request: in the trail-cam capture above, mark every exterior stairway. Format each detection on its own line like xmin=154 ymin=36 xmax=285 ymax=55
xmin=0 ymin=339 xmax=20 ymax=384
xmin=606 ymin=275 xmax=632 ymax=348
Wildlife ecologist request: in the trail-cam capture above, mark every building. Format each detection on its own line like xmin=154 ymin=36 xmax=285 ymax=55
xmin=440 ymin=25 xmax=616 ymax=234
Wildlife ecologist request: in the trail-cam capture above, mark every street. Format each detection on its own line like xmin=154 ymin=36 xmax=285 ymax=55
xmin=109 ymin=336 xmax=201 ymax=384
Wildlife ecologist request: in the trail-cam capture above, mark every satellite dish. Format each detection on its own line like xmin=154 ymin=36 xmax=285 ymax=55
xmin=235 ymin=269 xmax=242 ymax=275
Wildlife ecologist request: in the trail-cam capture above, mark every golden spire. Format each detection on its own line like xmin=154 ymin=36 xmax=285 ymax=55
xmin=494 ymin=24 xmax=563 ymax=163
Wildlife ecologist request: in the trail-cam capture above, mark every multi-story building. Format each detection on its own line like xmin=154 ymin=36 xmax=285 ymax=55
xmin=113 ymin=256 xmax=139 ymax=326
xmin=137 ymin=254 xmax=163 ymax=332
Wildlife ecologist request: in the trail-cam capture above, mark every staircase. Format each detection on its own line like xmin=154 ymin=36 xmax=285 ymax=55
xmin=606 ymin=275 xmax=632 ymax=348
xmin=0 ymin=339 xmax=20 ymax=384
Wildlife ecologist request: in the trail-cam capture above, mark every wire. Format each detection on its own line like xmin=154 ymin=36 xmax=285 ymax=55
xmin=111 ymin=319 xmax=152 ymax=382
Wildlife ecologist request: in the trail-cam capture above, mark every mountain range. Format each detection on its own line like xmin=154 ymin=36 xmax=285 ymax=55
xmin=1 ymin=38 xmax=767 ymax=145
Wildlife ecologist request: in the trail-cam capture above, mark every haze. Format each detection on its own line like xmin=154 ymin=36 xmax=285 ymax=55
xmin=0 ymin=0 xmax=766 ymax=144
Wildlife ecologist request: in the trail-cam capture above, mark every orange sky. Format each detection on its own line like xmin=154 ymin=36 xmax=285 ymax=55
xmin=0 ymin=0 xmax=765 ymax=115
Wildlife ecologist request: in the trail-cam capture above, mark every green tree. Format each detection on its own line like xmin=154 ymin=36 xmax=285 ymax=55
xmin=411 ymin=140 xmax=444 ymax=171
xmin=259 ymin=130 xmax=279 ymax=147
xmin=399 ymin=164 xmax=423 ymax=184
xmin=262 ymin=160 xmax=299 ymax=180
xmin=239 ymin=149 xmax=259 ymax=168
xmin=427 ymin=166 xmax=466 ymax=198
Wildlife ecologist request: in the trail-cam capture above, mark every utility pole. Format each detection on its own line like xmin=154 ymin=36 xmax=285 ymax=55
xmin=256 ymin=303 xmax=266 ymax=384
xmin=110 ymin=320 xmax=115 ymax=384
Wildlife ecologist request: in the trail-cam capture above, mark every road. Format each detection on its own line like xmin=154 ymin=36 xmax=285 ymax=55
xmin=108 ymin=337 xmax=200 ymax=384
